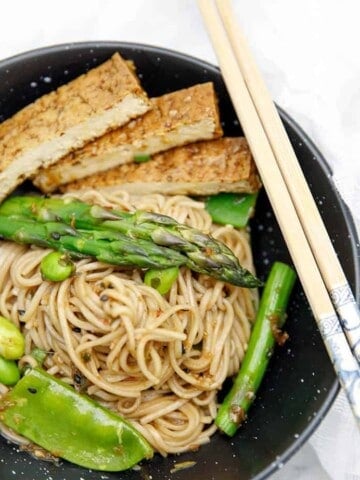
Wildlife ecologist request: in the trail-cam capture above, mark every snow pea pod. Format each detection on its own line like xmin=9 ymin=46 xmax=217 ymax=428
xmin=0 ymin=368 xmax=153 ymax=471
xmin=205 ymin=193 xmax=258 ymax=228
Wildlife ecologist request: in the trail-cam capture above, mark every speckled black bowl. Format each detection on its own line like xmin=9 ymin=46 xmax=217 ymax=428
xmin=0 ymin=42 xmax=358 ymax=480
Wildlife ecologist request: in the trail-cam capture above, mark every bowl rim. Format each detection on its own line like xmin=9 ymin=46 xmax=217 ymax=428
xmin=0 ymin=40 xmax=359 ymax=479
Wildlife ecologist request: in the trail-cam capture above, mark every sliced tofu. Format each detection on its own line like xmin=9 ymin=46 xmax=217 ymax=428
xmin=33 ymin=82 xmax=223 ymax=193
xmin=0 ymin=53 xmax=151 ymax=202
xmin=61 ymin=137 xmax=261 ymax=196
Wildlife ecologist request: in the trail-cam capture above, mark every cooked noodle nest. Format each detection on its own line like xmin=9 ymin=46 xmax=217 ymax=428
xmin=0 ymin=190 xmax=258 ymax=455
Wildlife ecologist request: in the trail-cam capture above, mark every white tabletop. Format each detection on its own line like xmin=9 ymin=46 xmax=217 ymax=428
xmin=1 ymin=1 xmax=359 ymax=478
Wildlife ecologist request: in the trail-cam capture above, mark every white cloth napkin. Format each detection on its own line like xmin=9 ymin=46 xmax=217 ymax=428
xmin=310 ymin=391 xmax=360 ymax=479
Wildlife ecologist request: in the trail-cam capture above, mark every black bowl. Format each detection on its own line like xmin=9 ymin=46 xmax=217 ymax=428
xmin=0 ymin=42 xmax=358 ymax=480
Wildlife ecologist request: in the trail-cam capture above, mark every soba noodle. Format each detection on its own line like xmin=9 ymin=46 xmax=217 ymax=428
xmin=0 ymin=190 xmax=257 ymax=456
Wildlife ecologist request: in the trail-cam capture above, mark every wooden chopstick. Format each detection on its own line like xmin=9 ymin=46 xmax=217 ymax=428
xmin=197 ymin=0 xmax=360 ymax=427
xmin=215 ymin=0 xmax=360 ymax=366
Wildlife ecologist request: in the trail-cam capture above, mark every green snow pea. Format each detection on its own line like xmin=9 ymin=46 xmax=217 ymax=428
xmin=205 ymin=193 xmax=258 ymax=228
xmin=0 ymin=368 xmax=153 ymax=471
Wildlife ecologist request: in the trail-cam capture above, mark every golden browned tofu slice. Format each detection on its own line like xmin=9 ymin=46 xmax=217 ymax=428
xmin=0 ymin=53 xmax=151 ymax=201
xmin=61 ymin=137 xmax=261 ymax=195
xmin=33 ymin=82 xmax=223 ymax=193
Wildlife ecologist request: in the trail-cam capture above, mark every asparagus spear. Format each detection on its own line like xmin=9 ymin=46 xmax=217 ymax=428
xmin=0 ymin=215 xmax=187 ymax=269
xmin=215 ymin=262 xmax=296 ymax=436
xmin=0 ymin=196 xmax=261 ymax=287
